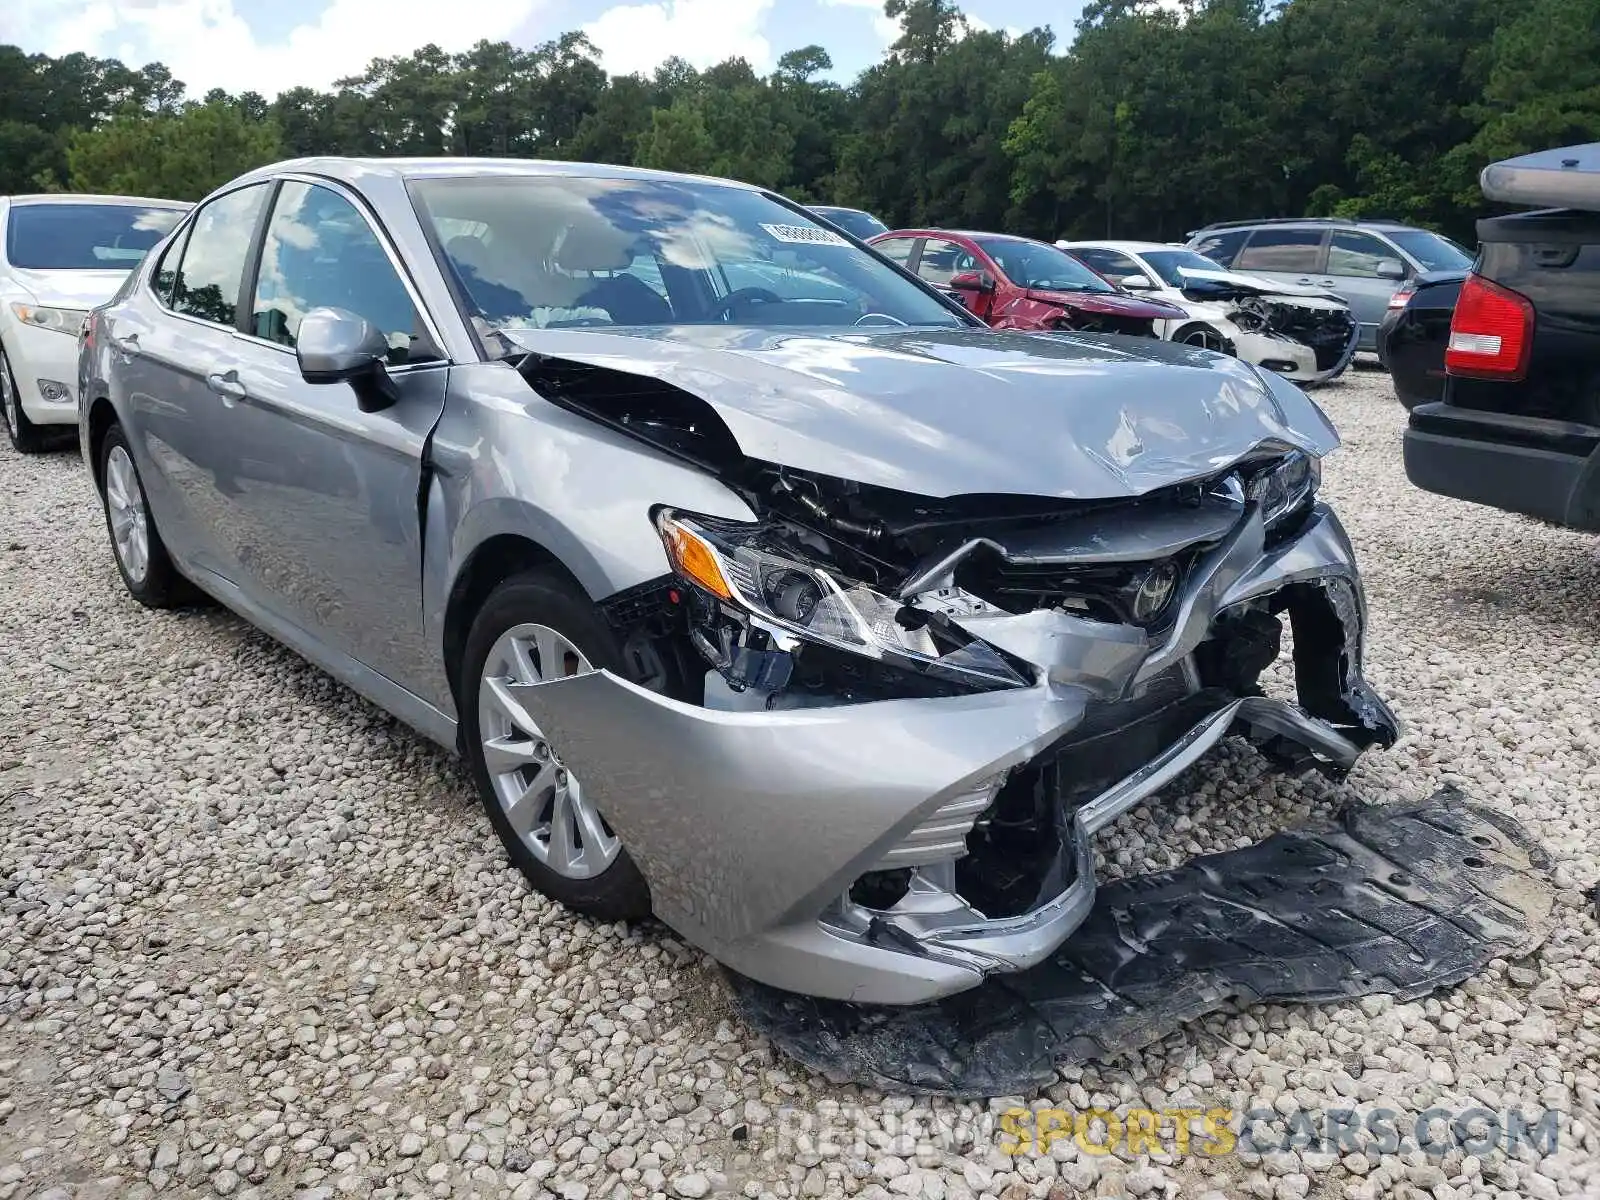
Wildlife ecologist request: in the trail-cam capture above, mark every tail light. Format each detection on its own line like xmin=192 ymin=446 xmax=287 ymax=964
xmin=1386 ymin=285 xmax=1414 ymax=310
xmin=1445 ymin=274 xmax=1534 ymax=380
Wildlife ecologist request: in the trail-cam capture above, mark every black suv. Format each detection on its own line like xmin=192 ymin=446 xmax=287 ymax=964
xmin=1402 ymin=143 xmax=1600 ymax=532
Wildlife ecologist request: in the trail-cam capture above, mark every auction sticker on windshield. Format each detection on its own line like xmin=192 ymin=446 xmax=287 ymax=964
xmin=762 ymin=223 xmax=850 ymax=246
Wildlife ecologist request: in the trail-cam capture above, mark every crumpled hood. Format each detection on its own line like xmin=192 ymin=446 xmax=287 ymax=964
xmin=5 ymin=268 xmax=133 ymax=309
xmin=502 ymin=324 xmax=1339 ymax=499
xmin=1174 ymin=267 xmax=1345 ymax=306
xmin=1022 ymin=288 xmax=1188 ymax=320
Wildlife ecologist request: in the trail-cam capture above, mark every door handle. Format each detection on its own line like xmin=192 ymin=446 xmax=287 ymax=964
xmin=111 ymin=333 xmax=140 ymax=358
xmin=206 ymin=371 xmax=247 ymax=401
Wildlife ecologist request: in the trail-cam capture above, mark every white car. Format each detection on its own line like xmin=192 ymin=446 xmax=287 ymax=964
xmin=1056 ymin=239 xmax=1361 ymax=386
xmin=1 ymin=194 xmax=189 ymax=452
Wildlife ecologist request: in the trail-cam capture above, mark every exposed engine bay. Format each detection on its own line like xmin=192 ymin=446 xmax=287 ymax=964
xmin=513 ymin=345 xmax=1401 ymax=1002
xmin=1175 ymin=273 xmax=1360 ymax=385
xmin=1036 ymin=305 xmax=1158 ymax=337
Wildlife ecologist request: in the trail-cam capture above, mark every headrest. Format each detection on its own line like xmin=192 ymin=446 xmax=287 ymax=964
xmin=553 ymin=220 xmax=635 ymax=273
xmin=446 ymin=234 xmax=493 ymax=273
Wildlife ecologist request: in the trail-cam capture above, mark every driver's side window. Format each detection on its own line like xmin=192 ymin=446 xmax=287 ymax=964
xmin=916 ymin=239 xmax=961 ymax=286
xmin=250 ymin=182 xmax=427 ymax=363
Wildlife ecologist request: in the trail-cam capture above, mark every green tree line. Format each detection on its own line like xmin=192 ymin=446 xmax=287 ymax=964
xmin=2 ymin=0 xmax=1596 ymax=241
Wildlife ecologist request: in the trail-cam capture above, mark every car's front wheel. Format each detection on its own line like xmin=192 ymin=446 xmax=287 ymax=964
xmin=1 ymin=344 xmax=48 ymax=454
xmin=1174 ymin=323 xmax=1233 ymax=354
xmin=99 ymin=424 xmax=189 ymax=607
xmin=461 ymin=569 xmax=654 ymax=922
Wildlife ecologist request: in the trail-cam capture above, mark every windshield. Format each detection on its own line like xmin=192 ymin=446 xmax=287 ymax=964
xmin=1141 ymin=249 xmax=1229 ymax=287
xmin=1385 ymin=229 xmax=1474 ymax=272
xmin=813 ymin=208 xmax=889 ymax=239
xmin=411 ymin=176 xmax=962 ymax=343
xmin=5 ymin=203 xmax=185 ymax=271
xmin=973 ymin=238 xmax=1116 ymax=293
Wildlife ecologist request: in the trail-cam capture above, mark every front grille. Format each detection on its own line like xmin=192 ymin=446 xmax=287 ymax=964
xmin=954 ymin=555 xmax=1193 ymax=631
xmin=873 ymin=777 xmax=1001 ymax=870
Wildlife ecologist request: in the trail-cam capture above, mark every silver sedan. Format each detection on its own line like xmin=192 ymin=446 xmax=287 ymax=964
xmin=79 ymin=157 xmax=1399 ymax=1004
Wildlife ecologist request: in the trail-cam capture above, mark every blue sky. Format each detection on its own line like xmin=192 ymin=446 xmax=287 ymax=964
xmin=2 ymin=0 xmax=1088 ymax=99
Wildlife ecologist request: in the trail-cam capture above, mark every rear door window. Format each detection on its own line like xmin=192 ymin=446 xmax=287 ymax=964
xmin=150 ymin=224 xmax=192 ymax=307
xmin=1191 ymin=228 xmax=1249 ymax=265
xmin=873 ymin=237 xmax=917 ymax=267
xmin=170 ymin=184 xmax=271 ymax=327
xmin=1234 ymin=228 xmax=1326 ymax=273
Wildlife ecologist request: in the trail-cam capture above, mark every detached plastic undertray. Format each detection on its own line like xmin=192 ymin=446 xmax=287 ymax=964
xmin=730 ymin=787 xmax=1553 ymax=1097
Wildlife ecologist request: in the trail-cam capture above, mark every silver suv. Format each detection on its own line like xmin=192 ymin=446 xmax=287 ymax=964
xmin=1185 ymin=218 xmax=1474 ymax=352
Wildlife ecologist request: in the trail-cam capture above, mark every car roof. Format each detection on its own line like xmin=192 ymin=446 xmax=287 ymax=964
xmin=877 ymin=228 xmax=1049 ymax=245
xmin=4 ymin=194 xmax=191 ymax=209
xmin=1057 ymin=240 xmax=1175 ymax=254
xmin=227 ymin=156 xmax=763 ymax=194
xmin=808 ymin=205 xmax=869 ymax=215
xmin=1187 ymin=216 xmax=1416 ymax=236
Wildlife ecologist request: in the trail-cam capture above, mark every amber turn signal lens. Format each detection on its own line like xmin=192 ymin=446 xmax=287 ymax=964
xmin=659 ymin=518 xmax=734 ymax=601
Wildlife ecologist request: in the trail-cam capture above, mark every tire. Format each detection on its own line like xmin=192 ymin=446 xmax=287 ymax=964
xmin=1173 ymin=323 xmax=1234 ymax=355
xmin=99 ymin=423 xmax=190 ymax=607
xmin=1 ymin=343 xmax=49 ymax=454
xmin=460 ymin=568 xmax=654 ymax=922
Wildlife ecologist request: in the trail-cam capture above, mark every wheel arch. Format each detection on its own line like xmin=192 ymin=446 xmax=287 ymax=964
xmin=1172 ymin=321 xmax=1237 ymax=356
xmin=86 ymin=396 xmax=120 ymax=491
xmin=440 ymin=531 xmax=594 ymax=716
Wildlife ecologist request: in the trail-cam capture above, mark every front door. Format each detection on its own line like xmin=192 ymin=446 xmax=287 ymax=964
xmin=917 ymin=237 xmax=994 ymax=321
xmin=1323 ymin=230 xmax=1410 ymax=350
xmin=223 ymin=179 xmax=450 ymax=694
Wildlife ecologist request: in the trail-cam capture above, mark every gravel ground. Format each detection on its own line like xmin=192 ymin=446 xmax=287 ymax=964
xmin=2 ymin=367 xmax=1598 ymax=1200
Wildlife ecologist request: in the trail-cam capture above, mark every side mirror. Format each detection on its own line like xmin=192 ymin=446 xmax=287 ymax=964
xmin=1376 ymin=258 xmax=1407 ymax=280
xmin=949 ymin=270 xmax=996 ymax=294
xmin=1119 ymin=273 xmax=1156 ymax=290
xmin=296 ymin=307 xmax=397 ymax=413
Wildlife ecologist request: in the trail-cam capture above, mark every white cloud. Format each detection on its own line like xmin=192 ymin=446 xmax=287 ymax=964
xmin=820 ymin=0 xmax=901 ymax=46
xmin=819 ymin=1 xmax=1022 ymax=55
xmin=964 ymin=14 xmax=1025 ymax=40
xmin=0 ymin=0 xmax=545 ymax=99
xmin=582 ymin=0 xmax=775 ymax=76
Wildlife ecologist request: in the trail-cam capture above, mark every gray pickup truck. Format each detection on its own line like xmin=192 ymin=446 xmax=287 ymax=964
xmin=1402 ymin=143 xmax=1600 ymax=532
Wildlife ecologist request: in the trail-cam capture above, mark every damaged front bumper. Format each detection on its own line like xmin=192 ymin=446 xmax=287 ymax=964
xmin=519 ymin=503 xmax=1399 ymax=1004
xmin=1230 ymin=311 xmax=1361 ymax=386
xmin=1235 ymin=326 xmax=1359 ymax=386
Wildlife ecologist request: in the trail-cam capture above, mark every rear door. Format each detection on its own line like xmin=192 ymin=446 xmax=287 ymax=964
xmin=221 ymin=178 xmax=451 ymax=694
xmin=1231 ymin=227 xmax=1329 ymax=292
xmin=1321 ymin=230 xmax=1409 ymax=348
xmin=108 ymin=182 xmax=272 ymax=580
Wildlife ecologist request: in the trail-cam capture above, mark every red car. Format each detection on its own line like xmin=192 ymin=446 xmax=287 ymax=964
xmin=869 ymin=228 xmax=1188 ymax=335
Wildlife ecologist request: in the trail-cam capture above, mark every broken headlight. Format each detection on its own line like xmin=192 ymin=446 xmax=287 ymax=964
xmin=1250 ymin=451 xmax=1320 ymax=528
xmin=655 ymin=509 xmax=1029 ymax=689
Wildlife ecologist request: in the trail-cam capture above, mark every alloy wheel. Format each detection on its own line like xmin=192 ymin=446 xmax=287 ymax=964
xmin=1180 ymin=327 xmax=1229 ymax=353
xmin=105 ymin=445 xmax=150 ymax=584
xmin=476 ymin=622 xmax=619 ymax=879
